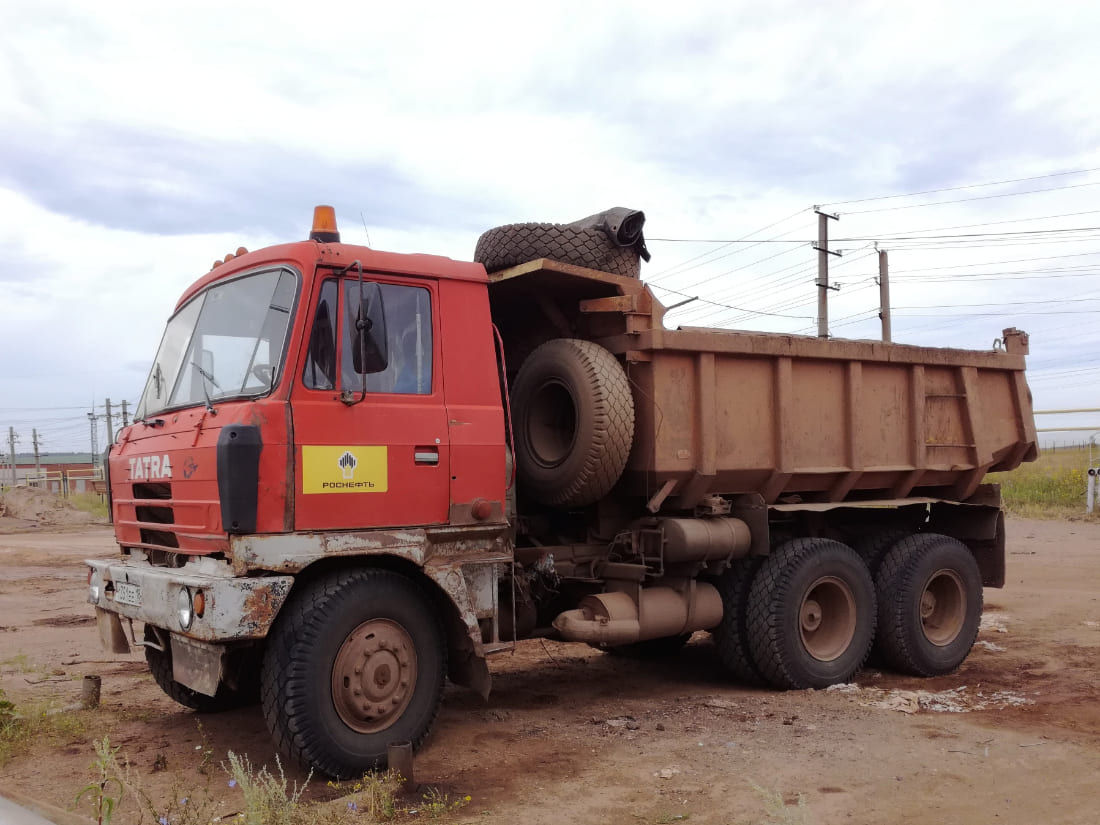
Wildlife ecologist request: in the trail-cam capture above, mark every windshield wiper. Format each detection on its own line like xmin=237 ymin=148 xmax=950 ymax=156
xmin=191 ymin=360 xmax=220 ymax=416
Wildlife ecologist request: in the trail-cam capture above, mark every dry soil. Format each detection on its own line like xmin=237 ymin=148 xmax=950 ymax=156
xmin=0 ymin=518 xmax=1098 ymax=824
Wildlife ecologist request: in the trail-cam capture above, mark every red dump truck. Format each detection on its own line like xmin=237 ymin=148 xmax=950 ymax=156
xmin=86 ymin=206 xmax=1038 ymax=778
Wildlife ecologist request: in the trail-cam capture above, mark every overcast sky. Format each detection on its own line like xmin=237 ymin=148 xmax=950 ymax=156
xmin=2 ymin=0 xmax=1099 ymax=453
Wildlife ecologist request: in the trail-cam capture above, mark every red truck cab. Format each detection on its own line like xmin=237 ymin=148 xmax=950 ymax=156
xmin=113 ymin=212 xmax=506 ymax=549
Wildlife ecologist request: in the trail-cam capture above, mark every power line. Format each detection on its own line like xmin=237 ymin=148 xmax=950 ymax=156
xmin=820 ymin=166 xmax=1100 ymax=207
xmin=840 ymin=181 xmax=1100 ymax=215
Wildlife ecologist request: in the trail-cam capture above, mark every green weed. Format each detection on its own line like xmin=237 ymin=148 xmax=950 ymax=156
xmin=74 ymin=737 xmax=125 ymax=825
xmin=748 ymin=782 xmax=813 ymax=825
xmin=418 ymin=786 xmax=471 ymax=820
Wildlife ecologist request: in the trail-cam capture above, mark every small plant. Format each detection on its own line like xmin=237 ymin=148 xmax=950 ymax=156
xmin=226 ymin=750 xmax=312 ymax=825
xmin=749 ymin=782 xmax=813 ymax=825
xmin=418 ymin=786 xmax=471 ymax=820
xmin=74 ymin=737 xmax=125 ymax=825
xmin=328 ymin=770 xmax=403 ymax=820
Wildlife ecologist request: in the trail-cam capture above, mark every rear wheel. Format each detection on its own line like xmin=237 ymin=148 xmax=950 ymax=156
xmin=261 ymin=568 xmax=446 ymax=779
xmin=746 ymin=539 xmax=875 ymax=689
xmin=874 ymin=534 xmax=983 ymax=676
xmin=712 ymin=556 xmax=765 ymax=684
xmin=853 ymin=529 xmax=909 ymax=578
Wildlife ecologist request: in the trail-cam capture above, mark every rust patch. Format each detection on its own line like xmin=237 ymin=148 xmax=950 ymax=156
xmin=240 ymin=579 xmax=291 ymax=635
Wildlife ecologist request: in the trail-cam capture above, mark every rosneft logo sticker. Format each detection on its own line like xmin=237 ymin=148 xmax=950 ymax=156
xmin=302 ymin=446 xmax=388 ymax=494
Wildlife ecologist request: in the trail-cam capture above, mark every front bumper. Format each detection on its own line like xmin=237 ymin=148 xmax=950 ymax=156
xmin=86 ymin=556 xmax=293 ymax=642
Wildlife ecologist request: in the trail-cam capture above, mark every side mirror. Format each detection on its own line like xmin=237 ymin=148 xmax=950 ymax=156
xmin=352 ymin=283 xmax=388 ymax=374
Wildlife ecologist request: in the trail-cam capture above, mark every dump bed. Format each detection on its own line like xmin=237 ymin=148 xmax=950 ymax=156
xmin=488 ymin=259 xmax=1038 ymax=507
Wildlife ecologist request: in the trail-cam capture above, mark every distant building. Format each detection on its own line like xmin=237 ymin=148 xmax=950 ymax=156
xmin=0 ymin=452 xmax=100 ymax=495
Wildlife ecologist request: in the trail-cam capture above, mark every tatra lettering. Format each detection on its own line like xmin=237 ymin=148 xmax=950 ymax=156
xmin=128 ymin=454 xmax=173 ymax=480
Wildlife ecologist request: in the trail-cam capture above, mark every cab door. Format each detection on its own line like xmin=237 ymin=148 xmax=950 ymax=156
xmin=291 ymin=273 xmax=449 ymax=531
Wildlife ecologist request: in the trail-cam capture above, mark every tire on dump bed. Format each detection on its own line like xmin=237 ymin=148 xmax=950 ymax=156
xmin=511 ymin=338 xmax=634 ymax=508
xmin=474 ymin=222 xmax=642 ymax=278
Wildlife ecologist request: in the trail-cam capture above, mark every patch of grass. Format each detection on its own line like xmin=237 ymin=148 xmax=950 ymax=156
xmin=1 ymin=652 xmax=34 ymax=672
xmin=69 ymin=492 xmax=109 ymax=519
xmin=74 ymin=736 xmax=473 ymax=825
xmin=988 ymin=446 xmax=1100 ymax=520
xmin=749 ymin=783 xmax=813 ymax=825
xmin=0 ymin=690 xmax=92 ymax=767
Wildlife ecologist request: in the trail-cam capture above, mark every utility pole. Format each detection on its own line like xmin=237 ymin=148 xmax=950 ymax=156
xmin=88 ymin=412 xmax=99 ymax=471
xmin=105 ymin=398 xmax=115 ymax=446
xmin=32 ymin=429 xmax=41 ymax=482
xmin=120 ymin=399 xmax=129 ymax=427
xmin=878 ymin=248 xmax=892 ymax=343
xmin=7 ymin=427 xmax=17 ymax=487
xmin=813 ymin=208 xmax=841 ymax=337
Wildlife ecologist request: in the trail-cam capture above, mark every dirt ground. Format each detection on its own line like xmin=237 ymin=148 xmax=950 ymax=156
xmin=1 ymin=518 xmax=1098 ymax=825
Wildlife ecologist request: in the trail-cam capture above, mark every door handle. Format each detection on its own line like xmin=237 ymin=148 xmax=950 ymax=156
xmin=414 ymin=446 xmax=440 ymax=466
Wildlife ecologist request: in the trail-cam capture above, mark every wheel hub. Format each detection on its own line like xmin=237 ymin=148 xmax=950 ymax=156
xmin=332 ymin=619 xmax=417 ymax=733
xmin=921 ymin=569 xmax=966 ymax=646
xmin=799 ymin=576 xmax=857 ymax=662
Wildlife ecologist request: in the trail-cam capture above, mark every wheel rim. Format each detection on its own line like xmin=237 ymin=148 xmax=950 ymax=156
xmin=331 ymin=619 xmax=417 ymax=734
xmin=526 ymin=379 xmax=577 ymax=468
xmin=920 ymin=568 xmax=966 ymax=646
xmin=798 ymin=576 xmax=857 ymax=662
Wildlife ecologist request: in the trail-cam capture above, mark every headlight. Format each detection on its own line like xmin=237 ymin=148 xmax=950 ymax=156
xmin=88 ymin=569 xmax=102 ymax=602
xmin=177 ymin=587 xmax=194 ymax=630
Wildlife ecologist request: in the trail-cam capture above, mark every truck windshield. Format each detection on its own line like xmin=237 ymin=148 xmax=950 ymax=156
xmin=135 ymin=268 xmax=298 ymax=419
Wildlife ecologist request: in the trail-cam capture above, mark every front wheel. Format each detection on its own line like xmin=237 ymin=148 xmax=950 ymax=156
xmin=746 ymin=538 xmax=875 ymax=690
xmin=144 ymin=625 xmax=257 ymax=712
xmin=261 ymin=568 xmax=446 ymax=779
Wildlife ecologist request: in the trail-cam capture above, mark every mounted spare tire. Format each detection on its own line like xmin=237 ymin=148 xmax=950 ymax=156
xmin=475 ymin=222 xmax=642 ymax=278
xmin=511 ymin=339 xmax=634 ymax=508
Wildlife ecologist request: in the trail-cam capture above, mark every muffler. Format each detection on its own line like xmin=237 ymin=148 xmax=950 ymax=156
xmin=552 ymin=583 xmax=722 ymax=646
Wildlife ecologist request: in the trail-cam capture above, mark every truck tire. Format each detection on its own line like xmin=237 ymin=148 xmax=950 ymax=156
xmin=873 ymin=534 xmax=983 ymax=677
xmin=746 ymin=538 xmax=876 ymax=690
xmin=712 ymin=556 xmax=765 ymax=684
xmin=474 ymin=223 xmax=641 ymax=278
xmin=260 ymin=568 xmax=446 ymax=779
xmin=144 ymin=625 xmax=256 ymax=712
xmin=853 ymin=529 xmax=909 ymax=579
xmin=511 ymin=339 xmax=634 ymax=508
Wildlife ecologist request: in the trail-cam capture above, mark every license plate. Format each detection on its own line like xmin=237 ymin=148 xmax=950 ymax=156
xmin=114 ymin=581 xmax=142 ymax=607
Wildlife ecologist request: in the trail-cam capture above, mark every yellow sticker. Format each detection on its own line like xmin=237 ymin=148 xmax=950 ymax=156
xmin=302 ymin=446 xmax=388 ymax=494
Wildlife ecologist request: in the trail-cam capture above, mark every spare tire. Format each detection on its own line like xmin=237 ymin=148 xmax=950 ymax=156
xmin=511 ymin=339 xmax=634 ymax=508
xmin=475 ymin=223 xmax=641 ymax=278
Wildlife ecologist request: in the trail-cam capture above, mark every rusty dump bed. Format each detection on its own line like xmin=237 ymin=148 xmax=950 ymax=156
xmin=489 ymin=259 xmax=1039 ymax=507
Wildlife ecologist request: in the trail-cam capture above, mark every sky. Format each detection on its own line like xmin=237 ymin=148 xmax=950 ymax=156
xmin=2 ymin=0 xmax=1099 ymax=454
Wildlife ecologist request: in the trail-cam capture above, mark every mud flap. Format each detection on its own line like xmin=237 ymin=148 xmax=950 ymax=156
xmin=170 ymin=634 xmax=226 ymax=697
xmin=96 ymin=608 xmax=130 ymax=654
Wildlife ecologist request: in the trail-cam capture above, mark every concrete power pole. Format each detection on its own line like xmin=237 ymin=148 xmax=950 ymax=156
xmin=7 ymin=427 xmax=17 ymax=487
xmin=120 ymin=399 xmax=129 ymax=427
xmin=878 ymin=249 xmax=892 ymax=343
xmin=105 ymin=398 xmax=114 ymax=446
xmin=814 ymin=209 xmax=841 ymax=338
xmin=88 ymin=412 xmax=99 ymax=470
xmin=32 ymin=429 xmax=41 ymax=482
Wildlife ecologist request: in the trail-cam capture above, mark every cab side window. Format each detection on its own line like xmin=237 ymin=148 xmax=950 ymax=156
xmin=303 ymin=280 xmax=338 ymax=390
xmin=339 ymin=282 xmax=432 ymax=395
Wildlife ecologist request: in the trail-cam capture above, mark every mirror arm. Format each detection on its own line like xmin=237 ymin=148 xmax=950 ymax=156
xmin=338 ymin=259 xmax=368 ymax=407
